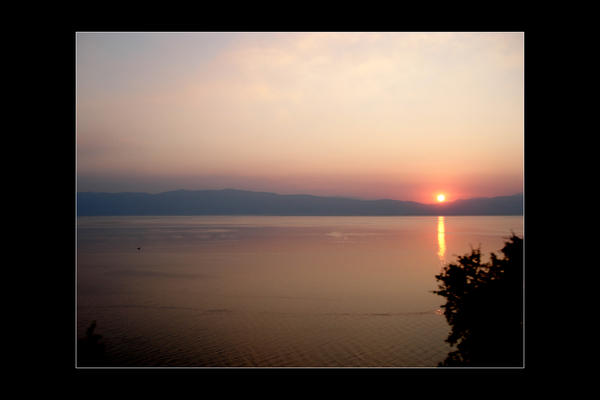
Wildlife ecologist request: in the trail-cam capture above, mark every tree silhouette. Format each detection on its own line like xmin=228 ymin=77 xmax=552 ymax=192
xmin=77 ymin=321 xmax=106 ymax=366
xmin=433 ymin=234 xmax=523 ymax=367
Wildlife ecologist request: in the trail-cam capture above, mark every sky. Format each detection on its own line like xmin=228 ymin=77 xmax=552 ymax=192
xmin=76 ymin=32 xmax=524 ymax=204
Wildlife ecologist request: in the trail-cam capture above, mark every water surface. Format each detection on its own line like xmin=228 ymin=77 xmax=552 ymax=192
xmin=76 ymin=215 xmax=523 ymax=367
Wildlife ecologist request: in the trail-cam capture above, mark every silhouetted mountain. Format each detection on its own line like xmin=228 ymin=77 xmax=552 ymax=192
xmin=76 ymin=189 xmax=523 ymax=216
xmin=430 ymin=194 xmax=525 ymax=215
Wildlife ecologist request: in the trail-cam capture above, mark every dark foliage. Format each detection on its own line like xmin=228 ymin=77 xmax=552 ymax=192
xmin=433 ymin=234 xmax=523 ymax=367
xmin=77 ymin=321 xmax=106 ymax=366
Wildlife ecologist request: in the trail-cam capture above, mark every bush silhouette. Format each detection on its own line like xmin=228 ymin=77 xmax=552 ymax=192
xmin=433 ymin=234 xmax=523 ymax=367
xmin=77 ymin=321 xmax=106 ymax=366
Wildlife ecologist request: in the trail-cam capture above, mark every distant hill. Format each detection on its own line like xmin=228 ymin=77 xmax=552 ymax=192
xmin=76 ymin=189 xmax=523 ymax=216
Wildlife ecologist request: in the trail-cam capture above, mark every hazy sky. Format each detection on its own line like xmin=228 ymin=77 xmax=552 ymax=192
xmin=76 ymin=32 xmax=524 ymax=203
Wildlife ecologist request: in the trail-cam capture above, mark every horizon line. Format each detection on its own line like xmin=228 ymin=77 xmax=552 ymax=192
xmin=76 ymin=187 xmax=524 ymax=205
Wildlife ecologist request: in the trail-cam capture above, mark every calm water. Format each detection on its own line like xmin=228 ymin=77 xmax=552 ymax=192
xmin=76 ymin=215 xmax=523 ymax=367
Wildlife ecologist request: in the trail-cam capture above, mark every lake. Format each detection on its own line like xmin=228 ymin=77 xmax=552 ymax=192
xmin=76 ymin=215 xmax=523 ymax=367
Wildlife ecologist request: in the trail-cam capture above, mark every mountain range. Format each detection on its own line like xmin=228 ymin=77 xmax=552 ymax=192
xmin=76 ymin=189 xmax=523 ymax=216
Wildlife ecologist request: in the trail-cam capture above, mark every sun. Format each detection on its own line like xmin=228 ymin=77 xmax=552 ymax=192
xmin=437 ymin=194 xmax=446 ymax=202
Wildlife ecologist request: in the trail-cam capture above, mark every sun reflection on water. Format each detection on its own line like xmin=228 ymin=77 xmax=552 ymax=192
xmin=437 ymin=216 xmax=446 ymax=263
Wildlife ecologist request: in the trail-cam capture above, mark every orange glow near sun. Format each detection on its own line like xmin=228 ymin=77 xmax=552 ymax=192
xmin=437 ymin=194 xmax=446 ymax=202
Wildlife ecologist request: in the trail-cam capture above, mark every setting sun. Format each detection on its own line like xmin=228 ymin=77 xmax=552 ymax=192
xmin=74 ymin=32 xmax=524 ymax=368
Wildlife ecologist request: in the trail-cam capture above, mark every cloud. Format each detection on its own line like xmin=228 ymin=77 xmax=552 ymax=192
xmin=76 ymin=32 xmax=523 ymax=200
